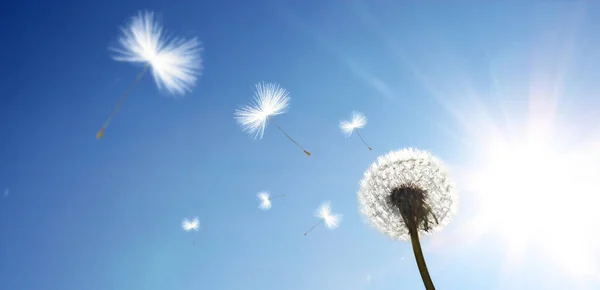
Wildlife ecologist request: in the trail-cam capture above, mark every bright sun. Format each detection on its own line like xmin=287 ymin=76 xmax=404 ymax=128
xmin=465 ymin=120 xmax=600 ymax=280
xmin=397 ymin=21 xmax=600 ymax=281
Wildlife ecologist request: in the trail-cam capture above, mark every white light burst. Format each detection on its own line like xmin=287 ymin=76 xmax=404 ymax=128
xmin=438 ymin=43 xmax=600 ymax=282
xmin=463 ymin=123 xmax=600 ymax=280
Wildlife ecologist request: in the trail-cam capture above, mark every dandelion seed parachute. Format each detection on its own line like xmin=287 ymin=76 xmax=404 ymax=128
xmin=257 ymin=192 xmax=272 ymax=210
xmin=234 ymin=82 xmax=311 ymax=156
xmin=304 ymin=201 xmax=342 ymax=236
xmin=257 ymin=192 xmax=286 ymax=211
xmin=357 ymin=148 xmax=457 ymax=290
xmin=182 ymin=217 xmax=200 ymax=232
xmin=182 ymin=217 xmax=200 ymax=246
xmin=97 ymin=10 xmax=203 ymax=139
xmin=340 ymin=111 xmax=372 ymax=150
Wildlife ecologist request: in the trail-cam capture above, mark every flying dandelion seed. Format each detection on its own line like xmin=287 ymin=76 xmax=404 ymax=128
xmin=257 ymin=191 xmax=286 ymax=211
xmin=234 ymin=82 xmax=311 ymax=156
xmin=340 ymin=111 xmax=372 ymax=150
xmin=357 ymin=148 xmax=457 ymax=290
xmin=182 ymin=217 xmax=200 ymax=246
xmin=182 ymin=217 xmax=200 ymax=232
xmin=3 ymin=188 xmax=8 ymax=198
xmin=96 ymin=10 xmax=203 ymax=140
xmin=304 ymin=201 xmax=342 ymax=236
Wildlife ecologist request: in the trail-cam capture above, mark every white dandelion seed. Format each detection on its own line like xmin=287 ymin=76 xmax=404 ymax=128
xmin=257 ymin=192 xmax=272 ymax=210
xmin=182 ymin=217 xmax=200 ymax=232
xmin=257 ymin=192 xmax=286 ymax=211
xmin=234 ymin=82 xmax=311 ymax=156
xmin=97 ymin=10 xmax=203 ymax=140
xmin=182 ymin=216 xmax=200 ymax=246
xmin=340 ymin=111 xmax=372 ymax=150
xmin=304 ymin=201 xmax=342 ymax=236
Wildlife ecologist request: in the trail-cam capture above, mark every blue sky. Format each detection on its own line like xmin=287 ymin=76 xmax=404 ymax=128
xmin=1 ymin=0 xmax=600 ymax=289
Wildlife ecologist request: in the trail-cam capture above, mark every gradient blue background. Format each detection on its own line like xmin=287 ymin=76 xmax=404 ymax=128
xmin=1 ymin=1 xmax=599 ymax=289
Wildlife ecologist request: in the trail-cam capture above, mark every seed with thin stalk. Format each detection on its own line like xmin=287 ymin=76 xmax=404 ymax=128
xmin=182 ymin=217 xmax=201 ymax=246
xmin=97 ymin=10 xmax=203 ymax=140
xmin=304 ymin=201 xmax=342 ymax=236
xmin=357 ymin=148 xmax=457 ymax=290
xmin=340 ymin=111 xmax=372 ymax=150
xmin=234 ymin=82 xmax=311 ymax=156
xmin=257 ymin=191 xmax=286 ymax=211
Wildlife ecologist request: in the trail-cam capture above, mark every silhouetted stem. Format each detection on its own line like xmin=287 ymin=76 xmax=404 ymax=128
xmin=355 ymin=130 xmax=372 ymax=150
xmin=304 ymin=219 xmax=324 ymax=236
xmin=408 ymin=227 xmax=435 ymax=290
xmin=268 ymin=117 xmax=311 ymax=156
xmin=97 ymin=64 xmax=150 ymax=140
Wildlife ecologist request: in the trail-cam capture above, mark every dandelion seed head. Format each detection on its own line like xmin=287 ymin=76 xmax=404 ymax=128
xmin=257 ymin=191 xmax=272 ymax=210
xmin=234 ymin=82 xmax=290 ymax=139
xmin=182 ymin=217 xmax=200 ymax=232
xmin=340 ymin=111 xmax=367 ymax=137
xmin=111 ymin=11 xmax=203 ymax=95
xmin=316 ymin=201 xmax=342 ymax=229
xmin=357 ymin=148 xmax=457 ymax=241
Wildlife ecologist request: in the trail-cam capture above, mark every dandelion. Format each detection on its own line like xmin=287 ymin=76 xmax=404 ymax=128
xmin=340 ymin=111 xmax=372 ymax=150
xmin=357 ymin=148 xmax=457 ymax=290
xmin=234 ymin=82 xmax=311 ymax=156
xmin=96 ymin=11 xmax=203 ymax=139
xmin=257 ymin=191 xmax=286 ymax=211
xmin=182 ymin=216 xmax=200 ymax=246
xmin=304 ymin=201 xmax=342 ymax=236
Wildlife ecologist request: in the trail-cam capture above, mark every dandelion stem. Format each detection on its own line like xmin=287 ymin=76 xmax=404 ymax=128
xmin=303 ymin=219 xmax=324 ymax=236
xmin=355 ymin=130 xmax=372 ymax=151
xmin=408 ymin=227 xmax=436 ymax=290
xmin=270 ymin=194 xmax=286 ymax=200
xmin=268 ymin=117 xmax=311 ymax=156
xmin=97 ymin=64 xmax=150 ymax=140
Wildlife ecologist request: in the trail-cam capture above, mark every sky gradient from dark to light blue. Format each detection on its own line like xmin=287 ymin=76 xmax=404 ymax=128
xmin=1 ymin=1 xmax=600 ymax=290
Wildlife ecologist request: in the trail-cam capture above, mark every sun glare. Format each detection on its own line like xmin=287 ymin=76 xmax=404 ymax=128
xmin=465 ymin=119 xmax=600 ymax=280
